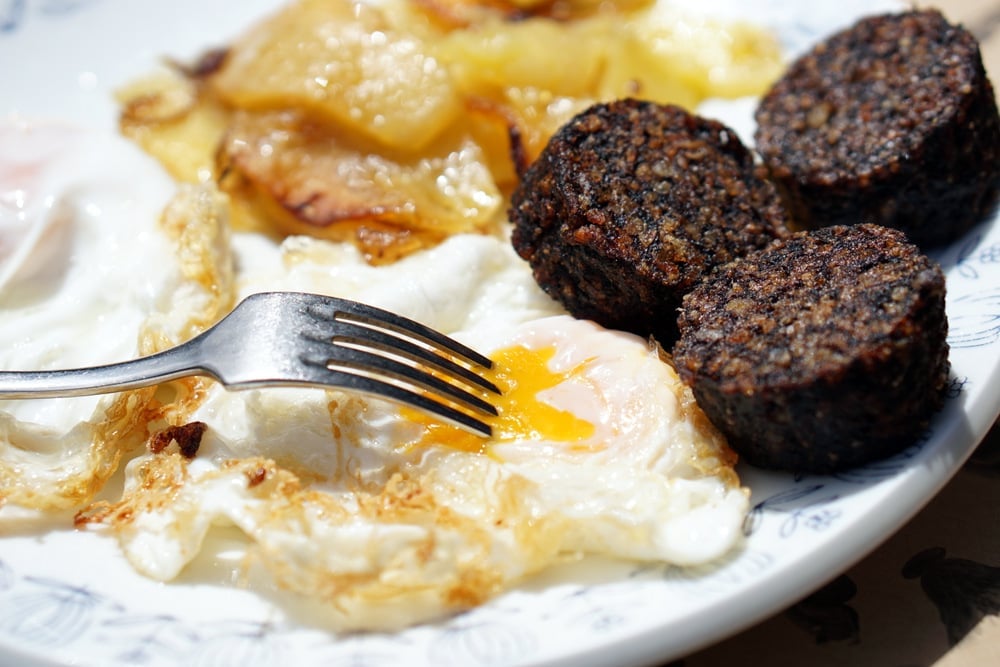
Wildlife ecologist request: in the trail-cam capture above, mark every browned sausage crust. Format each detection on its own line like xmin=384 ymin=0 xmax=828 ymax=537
xmin=673 ymin=224 xmax=950 ymax=474
xmin=754 ymin=9 xmax=1000 ymax=249
xmin=510 ymin=98 xmax=788 ymax=345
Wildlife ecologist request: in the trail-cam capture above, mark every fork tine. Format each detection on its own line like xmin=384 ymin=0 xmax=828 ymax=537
xmin=299 ymin=295 xmax=501 ymax=436
xmin=304 ymin=298 xmax=495 ymax=374
xmin=308 ymin=345 xmax=498 ymax=418
xmin=303 ymin=359 xmax=495 ymax=437
xmin=303 ymin=322 xmax=500 ymax=396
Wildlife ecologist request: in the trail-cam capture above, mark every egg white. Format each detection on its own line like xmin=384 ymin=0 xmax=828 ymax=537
xmin=94 ymin=230 xmax=747 ymax=629
xmin=0 ymin=121 xmax=175 ymax=427
xmin=0 ymin=119 xmax=231 ymax=509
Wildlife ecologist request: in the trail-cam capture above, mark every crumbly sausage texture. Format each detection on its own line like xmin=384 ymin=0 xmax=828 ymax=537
xmin=673 ymin=224 xmax=950 ymax=474
xmin=510 ymin=98 xmax=788 ymax=344
xmin=754 ymin=9 xmax=1000 ymax=248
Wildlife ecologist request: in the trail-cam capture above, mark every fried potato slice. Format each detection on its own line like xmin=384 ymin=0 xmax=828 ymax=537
xmin=118 ymin=69 xmax=229 ymax=184
xmin=210 ymin=0 xmax=461 ymax=152
xmin=412 ymin=0 xmax=651 ymax=27
xmin=434 ymin=14 xmax=611 ymax=97
xmin=217 ymin=109 xmax=503 ymax=263
xmin=603 ymin=7 xmax=784 ymax=101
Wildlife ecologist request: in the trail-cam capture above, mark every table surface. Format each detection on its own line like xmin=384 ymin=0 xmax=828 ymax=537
xmin=680 ymin=1 xmax=1000 ymax=665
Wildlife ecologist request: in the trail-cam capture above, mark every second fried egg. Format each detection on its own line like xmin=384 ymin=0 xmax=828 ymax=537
xmin=95 ymin=232 xmax=747 ymax=629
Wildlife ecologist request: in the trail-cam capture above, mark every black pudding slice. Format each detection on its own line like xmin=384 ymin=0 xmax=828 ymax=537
xmin=754 ymin=9 xmax=1000 ymax=248
xmin=672 ymin=223 xmax=950 ymax=474
xmin=510 ymin=98 xmax=788 ymax=345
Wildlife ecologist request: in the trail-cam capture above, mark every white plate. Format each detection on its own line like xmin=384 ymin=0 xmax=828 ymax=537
xmin=2 ymin=1 xmax=999 ymax=666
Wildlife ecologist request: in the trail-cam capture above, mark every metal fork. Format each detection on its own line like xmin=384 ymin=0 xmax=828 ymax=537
xmin=0 ymin=291 xmax=500 ymax=436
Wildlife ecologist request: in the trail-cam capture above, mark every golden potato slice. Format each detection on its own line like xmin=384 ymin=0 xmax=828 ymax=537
xmin=217 ymin=110 xmax=503 ymax=263
xmin=411 ymin=0 xmax=652 ymax=27
xmin=118 ymin=69 xmax=230 ymax=184
xmin=435 ymin=15 xmax=611 ymax=98
xmin=607 ymin=8 xmax=784 ymax=102
xmin=412 ymin=0 xmax=654 ymax=28
xmin=210 ymin=0 xmax=461 ymax=151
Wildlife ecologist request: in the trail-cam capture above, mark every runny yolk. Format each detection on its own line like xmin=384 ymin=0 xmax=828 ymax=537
xmin=401 ymin=344 xmax=596 ymax=455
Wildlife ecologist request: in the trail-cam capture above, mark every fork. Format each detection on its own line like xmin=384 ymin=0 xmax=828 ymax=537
xmin=0 ymin=291 xmax=501 ymax=436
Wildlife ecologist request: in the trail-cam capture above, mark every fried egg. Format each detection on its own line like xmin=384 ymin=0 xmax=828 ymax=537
xmin=0 ymin=119 xmax=231 ymax=509
xmin=83 ymin=230 xmax=747 ymax=629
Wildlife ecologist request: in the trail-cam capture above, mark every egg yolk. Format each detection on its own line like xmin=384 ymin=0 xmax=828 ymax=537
xmin=402 ymin=343 xmax=596 ymax=455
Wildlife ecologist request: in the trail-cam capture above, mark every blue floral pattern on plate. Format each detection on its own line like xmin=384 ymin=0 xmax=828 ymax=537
xmin=0 ymin=0 xmax=99 ymax=33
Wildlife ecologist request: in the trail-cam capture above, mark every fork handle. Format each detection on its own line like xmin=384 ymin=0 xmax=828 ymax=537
xmin=0 ymin=343 xmax=209 ymax=399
